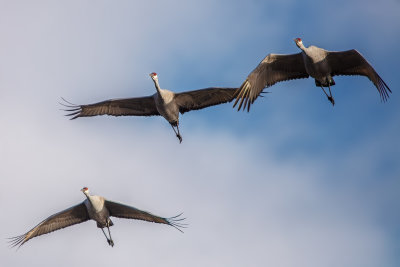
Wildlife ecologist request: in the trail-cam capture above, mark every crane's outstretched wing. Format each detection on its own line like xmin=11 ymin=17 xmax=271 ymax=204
xmin=9 ymin=203 xmax=89 ymax=248
xmin=174 ymin=87 xmax=238 ymax=114
xmin=62 ymin=96 xmax=160 ymax=119
xmin=105 ymin=200 xmax=186 ymax=232
xmin=233 ymin=53 xmax=309 ymax=111
xmin=326 ymin=49 xmax=391 ymax=101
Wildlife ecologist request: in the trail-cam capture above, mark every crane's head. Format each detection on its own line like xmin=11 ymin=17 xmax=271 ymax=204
xmin=81 ymin=187 xmax=89 ymax=195
xmin=294 ymin=38 xmax=303 ymax=48
xmin=149 ymin=72 xmax=158 ymax=81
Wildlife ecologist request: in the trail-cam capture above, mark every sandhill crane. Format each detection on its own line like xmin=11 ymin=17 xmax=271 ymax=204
xmin=9 ymin=187 xmax=186 ymax=248
xmin=62 ymin=73 xmax=238 ymax=143
xmin=233 ymin=38 xmax=391 ymax=111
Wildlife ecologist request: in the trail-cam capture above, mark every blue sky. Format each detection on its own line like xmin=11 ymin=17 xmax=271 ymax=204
xmin=1 ymin=0 xmax=399 ymax=266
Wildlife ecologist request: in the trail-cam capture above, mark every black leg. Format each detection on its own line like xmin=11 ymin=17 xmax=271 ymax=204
xmin=320 ymin=86 xmax=329 ymax=98
xmin=327 ymin=84 xmax=335 ymax=106
xmin=106 ymin=226 xmax=114 ymax=247
xmin=176 ymin=124 xmax=182 ymax=143
xmin=170 ymin=124 xmax=182 ymax=143
xmin=320 ymin=86 xmax=335 ymax=106
xmin=106 ymin=219 xmax=114 ymax=247
xmin=101 ymin=228 xmax=112 ymax=246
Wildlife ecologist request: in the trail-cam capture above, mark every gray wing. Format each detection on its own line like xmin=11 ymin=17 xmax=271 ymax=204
xmin=105 ymin=200 xmax=186 ymax=232
xmin=326 ymin=49 xmax=391 ymax=101
xmin=62 ymin=96 xmax=160 ymax=119
xmin=174 ymin=87 xmax=238 ymax=114
xmin=233 ymin=53 xmax=309 ymax=111
xmin=9 ymin=203 xmax=89 ymax=248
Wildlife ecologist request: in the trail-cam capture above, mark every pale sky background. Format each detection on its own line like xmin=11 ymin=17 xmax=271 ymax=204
xmin=1 ymin=0 xmax=399 ymax=266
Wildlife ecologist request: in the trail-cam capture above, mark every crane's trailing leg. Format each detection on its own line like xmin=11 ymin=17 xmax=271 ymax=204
xmin=176 ymin=125 xmax=182 ymax=143
xmin=100 ymin=218 xmax=114 ymax=247
xmin=319 ymin=86 xmax=335 ymax=106
xmin=101 ymin=228 xmax=113 ymax=247
xmin=170 ymin=123 xmax=182 ymax=143
xmin=106 ymin=219 xmax=114 ymax=247
xmin=327 ymin=84 xmax=335 ymax=106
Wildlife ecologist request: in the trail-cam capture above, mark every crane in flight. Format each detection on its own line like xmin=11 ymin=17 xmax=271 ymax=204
xmin=63 ymin=73 xmax=238 ymax=143
xmin=9 ymin=187 xmax=186 ymax=248
xmin=234 ymin=38 xmax=391 ymax=111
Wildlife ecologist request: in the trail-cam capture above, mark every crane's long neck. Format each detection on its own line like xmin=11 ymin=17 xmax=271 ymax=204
xmin=84 ymin=192 xmax=95 ymax=205
xmin=153 ymin=78 xmax=162 ymax=95
xmin=298 ymin=42 xmax=307 ymax=52
xmin=84 ymin=192 xmax=104 ymax=211
xmin=153 ymin=78 xmax=171 ymax=103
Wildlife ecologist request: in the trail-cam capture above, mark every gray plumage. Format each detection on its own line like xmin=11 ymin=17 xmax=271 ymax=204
xmin=234 ymin=38 xmax=391 ymax=111
xmin=62 ymin=72 xmax=238 ymax=143
xmin=9 ymin=187 xmax=186 ymax=248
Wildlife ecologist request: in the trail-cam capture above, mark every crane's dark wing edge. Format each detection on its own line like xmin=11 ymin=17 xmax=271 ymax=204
xmin=174 ymin=87 xmax=238 ymax=114
xmin=233 ymin=53 xmax=309 ymax=111
xmin=61 ymin=96 xmax=160 ymax=119
xmin=105 ymin=200 xmax=186 ymax=232
xmin=327 ymin=49 xmax=391 ymax=101
xmin=9 ymin=203 xmax=89 ymax=248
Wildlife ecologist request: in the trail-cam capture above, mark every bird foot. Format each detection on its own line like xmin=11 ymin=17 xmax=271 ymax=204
xmin=176 ymin=134 xmax=182 ymax=143
xmin=328 ymin=96 xmax=335 ymax=106
xmin=108 ymin=239 xmax=114 ymax=247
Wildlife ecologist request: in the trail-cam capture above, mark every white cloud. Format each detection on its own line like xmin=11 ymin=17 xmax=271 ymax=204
xmin=1 ymin=106 xmax=396 ymax=266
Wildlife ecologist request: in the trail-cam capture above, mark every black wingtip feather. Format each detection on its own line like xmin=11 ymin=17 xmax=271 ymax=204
xmin=7 ymin=234 xmax=27 ymax=249
xmin=167 ymin=213 xmax=187 ymax=233
xmin=375 ymin=75 xmax=391 ymax=102
xmin=60 ymin=97 xmax=77 ymax=106
xmin=60 ymin=97 xmax=84 ymax=118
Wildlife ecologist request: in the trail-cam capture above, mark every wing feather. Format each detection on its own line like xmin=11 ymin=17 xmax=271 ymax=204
xmin=327 ymin=49 xmax=391 ymax=101
xmin=9 ymin=203 xmax=89 ymax=248
xmin=174 ymin=87 xmax=238 ymax=114
xmin=233 ymin=53 xmax=309 ymax=111
xmin=62 ymin=96 xmax=160 ymax=119
xmin=105 ymin=200 xmax=186 ymax=232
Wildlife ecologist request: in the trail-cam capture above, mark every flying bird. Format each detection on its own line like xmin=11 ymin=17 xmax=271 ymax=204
xmin=233 ymin=38 xmax=391 ymax=111
xmin=9 ymin=187 xmax=186 ymax=248
xmin=62 ymin=73 xmax=238 ymax=143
